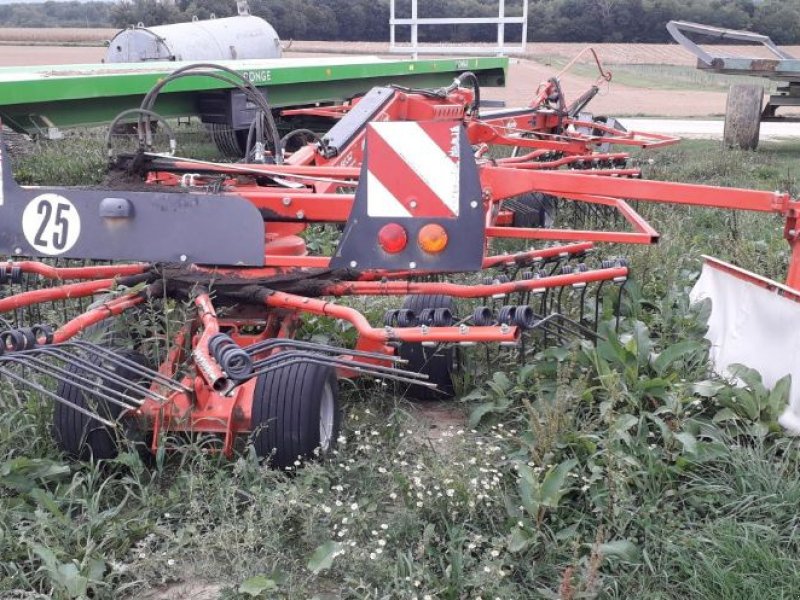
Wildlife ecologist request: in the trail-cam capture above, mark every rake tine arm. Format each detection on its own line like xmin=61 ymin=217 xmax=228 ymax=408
xmin=322 ymin=267 xmax=628 ymax=298
xmin=228 ymin=243 xmax=594 ymax=274
xmin=243 ymin=338 xmax=406 ymax=364
xmin=0 ymin=279 xmax=117 ymax=315
xmin=53 ymin=291 xmax=147 ymax=343
xmin=69 ymin=342 xmax=191 ymax=393
xmin=250 ymin=350 xmax=427 ymax=380
xmin=250 ymin=355 xmax=437 ymax=388
xmin=29 ymin=346 xmax=169 ymax=402
xmin=564 ymin=117 xmax=680 ymax=148
xmin=0 ymin=364 xmax=117 ymax=429
xmin=246 ymin=289 xmax=519 ymax=345
xmin=481 ymin=165 xmax=790 ymax=213
xmin=0 ymin=355 xmax=140 ymax=413
xmin=5 ymin=261 xmax=149 ymax=282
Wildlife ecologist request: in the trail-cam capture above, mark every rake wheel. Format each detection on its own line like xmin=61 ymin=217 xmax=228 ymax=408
xmin=398 ymin=294 xmax=461 ymax=401
xmin=723 ymin=84 xmax=763 ymax=151
xmin=52 ymin=349 xmax=151 ymax=461
xmin=251 ymin=361 xmax=340 ymax=469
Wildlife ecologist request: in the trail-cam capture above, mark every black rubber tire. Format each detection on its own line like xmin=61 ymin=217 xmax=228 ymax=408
xmin=209 ymin=123 xmax=248 ymax=158
xmin=52 ymin=349 xmax=151 ymax=461
xmin=398 ymin=294 xmax=461 ymax=400
xmin=251 ymin=361 xmax=341 ymax=469
xmin=723 ymin=84 xmax=763 ymax=150
xmin=505 ymin=192 xmax=556 ymax=228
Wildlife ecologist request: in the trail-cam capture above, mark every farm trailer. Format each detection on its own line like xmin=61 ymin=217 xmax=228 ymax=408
xmin=0 ymin=55 xmax=506 ymax=155
xmin=668 ymin=20 xmax=800 ymax=150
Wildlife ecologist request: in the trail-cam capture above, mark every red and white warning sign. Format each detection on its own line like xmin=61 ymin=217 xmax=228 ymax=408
xmin=366 ymin=121 xmax=461 ymax=219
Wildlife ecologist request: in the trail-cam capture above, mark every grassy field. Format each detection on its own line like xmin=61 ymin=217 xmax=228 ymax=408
xmin=2 ymin=132 xmax=800 ymax=599
xmin=543 ymin=58 xmax=777 ymax=93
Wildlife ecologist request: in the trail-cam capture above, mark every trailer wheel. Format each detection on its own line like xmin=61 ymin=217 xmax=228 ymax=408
xmin=504 ymin=193 xmax=556 ymax=228
xmin=52 ymin=349 xmax=151 ymax=461
xmin=724 ymin=84 xmax=763 ymax=150
xmin=398 ymin=294 xmax=461 ymax=400
xmin=209 ymin=123 xmax=247 ymax=158
xmin=251 ymin=362 xmax=341 ymax=469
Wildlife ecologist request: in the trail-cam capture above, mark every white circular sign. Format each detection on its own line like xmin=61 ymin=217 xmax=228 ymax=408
xmin=22 ymin=194 xmax=81 ymax=256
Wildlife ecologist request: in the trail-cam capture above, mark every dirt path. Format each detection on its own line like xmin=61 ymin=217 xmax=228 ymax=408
xmin=0 ymin=44 xmax=757 ymax=118
xmin=480 ymin=58 xmax=728 ymax=117
xmin=0 ymin=45 xmax=103 ymax=66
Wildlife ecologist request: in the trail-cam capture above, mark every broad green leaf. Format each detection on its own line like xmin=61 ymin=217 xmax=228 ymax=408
xmin=767 ymin=374 xmax=792 ymax=417
xmin=612 ymin=414 xmax=638 ymax=434
xmin=468 ymin=402 xmax=497 ymax=428
xmin=729 ymin=364 xmax=767 ymax=397
xmin=652 ymin=340 xmax=701 ymax=375
xmin=239 ymin=575 xmax=278 ymax=596
xmin=632 ymin=320 xmax=653 ymax=365
xmin=712 ymin=407 xmax=739 ymax=423
xmin=517 ymin=363 xmax=537 ymax=384
xmin=517 ymin=477 xmax=539 ymax=516
xmin=692 ymin=380 xmax=725 ymax=398
xmin=733 ymin=388 xmax=760 ymax=421
xmin=675 ymin=431 xmax=698 ymax=456
xmin=598 ymin=539 xmax=640 ymax=563
xmin=307 ymin=541 xmax=342 ymax=575
xmin=87 ymin=558 xmax=106 ymax=582
xmin=537 ymin=346 xmax=572 ymax=362
xmin=28 ymin=488 xmax=66 ymax=522
xmin=540 ymin=458 xmax=578 ymax=507
xmin=31 ymin=544 xmax=58 ymax=572
xmin=57 ymin=562 xmax=88 ymax=597
xmin=508 ymin=527 xmax=534 ymax=553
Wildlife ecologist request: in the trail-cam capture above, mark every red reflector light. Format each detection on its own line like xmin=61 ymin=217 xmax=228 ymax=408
xmin=377 ymin=223 xmax=408 ymax=254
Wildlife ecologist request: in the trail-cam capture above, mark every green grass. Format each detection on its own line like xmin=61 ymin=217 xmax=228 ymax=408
xmin=538 ymin=58 xmax=778 ymax=93
xmin=3 ymin=134 xmax=800 ymax=599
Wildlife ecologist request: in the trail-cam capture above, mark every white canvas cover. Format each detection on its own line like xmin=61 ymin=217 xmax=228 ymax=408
xmin=689 ymin=257 xmax=800 ymax=432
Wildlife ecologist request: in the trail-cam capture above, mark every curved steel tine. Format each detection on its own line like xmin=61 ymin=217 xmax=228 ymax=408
xmin=67 ymin=341 xmax=190 ymax=392
xmin=0 ymin=364 xmax=118 ymax=428
xmin=244 ymin=338 xmax=406 ymax=363
xmin=251 ymin=356 xmax=438 ymax=389
xmin=26 ymin=346 xmax=169 ymax=403
xmin=530 ymin=312 xmax=599 ymax=340
xmin=0 ymin=354 xmax=143 ymax=411
xmin=251 ymin=350 xmax=429 ymax=380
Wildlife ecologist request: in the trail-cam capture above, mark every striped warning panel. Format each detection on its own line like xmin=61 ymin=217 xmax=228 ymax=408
xmin=366 ymin=121 xmax=461 ymax=219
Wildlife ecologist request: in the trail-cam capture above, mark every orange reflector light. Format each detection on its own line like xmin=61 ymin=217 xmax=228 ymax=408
xmin=377 ymin=223 xmax=408 ymax=254
xmin=418 ymin=224 xmax=449 ymax=254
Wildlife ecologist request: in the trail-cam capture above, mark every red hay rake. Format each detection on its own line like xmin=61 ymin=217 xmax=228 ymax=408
xmin=1 ymin=61 xmax=798 ymax=467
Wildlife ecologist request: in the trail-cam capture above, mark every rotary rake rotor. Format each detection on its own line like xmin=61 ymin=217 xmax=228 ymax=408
xmin=3 ymin=58 xmax=799 ymax=466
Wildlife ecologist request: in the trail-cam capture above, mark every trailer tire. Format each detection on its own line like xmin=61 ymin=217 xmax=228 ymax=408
xmin=251 ymin=361 xmax=340 ymax=469
xmin=398 ymin=294 xmax=461 ymax=400
xmin=724 ymin=84 xmax=763 ymax=150
xmin=209 ymin=123 xmax=247 ymax=158
xmin=52 ymin=349 xmax=151 ymax=461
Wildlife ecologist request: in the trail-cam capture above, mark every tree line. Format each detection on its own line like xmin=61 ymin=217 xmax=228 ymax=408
xmin=2 ymin=0 xmax=800 ymax=46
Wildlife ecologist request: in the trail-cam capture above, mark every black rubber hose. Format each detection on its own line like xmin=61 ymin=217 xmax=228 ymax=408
xmin=456 ymin=71 xmax=481 ymax=115
xmin=136 ymin=63 xmax=283 ymax=163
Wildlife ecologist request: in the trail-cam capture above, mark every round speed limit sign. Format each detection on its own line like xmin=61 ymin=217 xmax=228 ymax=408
xmin=22 ymin=194 xmax=82 ymax=256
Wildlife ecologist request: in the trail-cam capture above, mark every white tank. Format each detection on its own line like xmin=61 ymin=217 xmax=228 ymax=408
xmin=105 ymin=15 xmax=282 ymax=63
